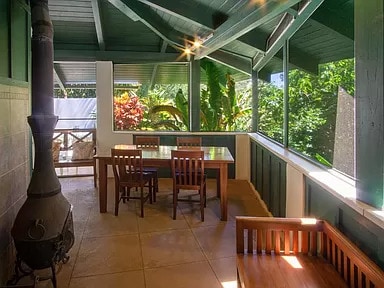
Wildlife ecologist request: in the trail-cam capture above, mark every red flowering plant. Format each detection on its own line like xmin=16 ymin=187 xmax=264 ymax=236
xmin=114 ymin=91 xmax=144 ymax=130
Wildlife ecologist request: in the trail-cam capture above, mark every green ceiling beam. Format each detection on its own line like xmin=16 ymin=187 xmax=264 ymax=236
xmin=207 ymin=50 xmax=252 ymax=76
xmin=107 ymin=0 xmax=140 ymax=21
xmin=196 ymin=0 xmax=301 ymax=60
xmin=253 ymin=0 xmax=324 ymax=71
xmin=108 ymin=0 xmax=184 ymax=49
xmin=91 ymin=0 xmax=105 ymax=51
xmin=54 ymin=50 xmax=186 ymax=63
xmin=137 ymin=0 xmax=214 ymax=29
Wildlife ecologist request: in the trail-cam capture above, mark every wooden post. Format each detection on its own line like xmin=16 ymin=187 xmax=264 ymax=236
xmin=355 ymin=0 xmax=384 ymax=208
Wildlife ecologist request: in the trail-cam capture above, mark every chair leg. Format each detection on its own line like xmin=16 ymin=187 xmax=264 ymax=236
xmin=203 ymin=183 xmax=207 ymax=208
xmin=115 ymin=185 xmax=120 ymax=216
xmin=93 ymin=159 xmax=97 ymax=188
xmin=153 ymin=172 xmax=158 ymax=202
xmin=173 ymin=188 xmax=177 ymax=220
xmin=140 ymin=187 xmax=144 ymax=218
xmin=149 ymin=179 xmax=153 ymax=204
xmin=200 ymin=188 xmax=205 ymax=222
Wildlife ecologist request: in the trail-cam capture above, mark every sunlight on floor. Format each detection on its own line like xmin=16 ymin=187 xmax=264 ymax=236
xmin=282 ymin=256 xmax=303 ymax=269
xmin=221 ymin=280 xmax=237 ymax=288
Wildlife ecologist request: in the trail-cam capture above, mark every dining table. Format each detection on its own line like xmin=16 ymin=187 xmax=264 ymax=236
xmin=94 ymin=145 xmax=235 ymax=221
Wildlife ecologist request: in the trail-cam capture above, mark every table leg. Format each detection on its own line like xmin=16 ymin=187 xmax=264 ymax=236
xmin=98 ymin=159 xmax=107 ymax=213
xmin=216 ymin=169 xmax=220 ymax=198
xmin=219 ymin=164 xmax=228 ymax=221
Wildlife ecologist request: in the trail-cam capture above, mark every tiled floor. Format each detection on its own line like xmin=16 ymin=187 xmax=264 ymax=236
xmin=36 ymin=177 xmax=270 ymax=288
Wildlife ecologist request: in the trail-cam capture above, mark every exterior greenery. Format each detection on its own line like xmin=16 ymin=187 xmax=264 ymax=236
xmin=258 ymin=58 xmax=355 ymax=166
xmin=55 ymin=58 xmax=355 ymax=170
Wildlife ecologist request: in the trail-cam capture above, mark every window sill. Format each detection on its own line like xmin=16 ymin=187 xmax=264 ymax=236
xmin=249 ymin=133 xmax=384 ymax=230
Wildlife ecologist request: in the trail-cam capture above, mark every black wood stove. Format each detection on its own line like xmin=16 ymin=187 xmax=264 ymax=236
xmin=9 ymin=1 xmax=74 ymax=287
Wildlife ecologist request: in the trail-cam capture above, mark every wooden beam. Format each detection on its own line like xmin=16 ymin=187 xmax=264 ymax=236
xmin=150 ymin=40 xmax=168 ymax=88
xmin=53 ymin=66 xmax=67 ymax=96
xmin=91 ymin=0 xmax=105 ymax=50
xmin=107 ymin=0 xmax=140 ymax=21
xmin=54 ymin=50 xmax=186 ymax=63
xmin=108 ymin=0 xmax=183 ymax=48
xmin=196 ymin=0 xmax=301 ymax=59
xmin=137 ymin=0 xmax=215 ymax=29
xmin=253 ymin=0 xmax=324 ymax=71
xmin=207 ymin=50 xmax=252 ymax=75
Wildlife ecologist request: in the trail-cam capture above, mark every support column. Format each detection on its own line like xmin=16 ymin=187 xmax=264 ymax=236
xmin=251 ymin=70 xmax=258 ymax=132
xmin=355 ymin=0 xmax=384 ymax=208
xmin=189 ymin=58 xmax=200 ymax=132
xmin=96 ymin=61 xmax=114 ymax=154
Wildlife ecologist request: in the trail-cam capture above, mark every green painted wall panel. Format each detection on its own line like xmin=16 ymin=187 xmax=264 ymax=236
xmin=0 ymin=0 xmax=10 ymax=78
xmin=305 ymin=177 xmax=384 ymax=269
xmin=250 ymin=142 xmax=256 ymax=185
xmin=11 ymin=1 xmax=28 ymax=81
xmin=250 ymin=140 xmax=287 ymax=217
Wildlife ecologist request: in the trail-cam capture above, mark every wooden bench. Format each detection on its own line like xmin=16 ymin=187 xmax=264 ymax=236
xmin=53 ymin=128 xmax=97 ymax=187
xmin=236 ymin=216 xmax=384 ymax=288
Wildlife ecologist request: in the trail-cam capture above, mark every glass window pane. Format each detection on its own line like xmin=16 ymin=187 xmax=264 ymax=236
xmin=257 ymin=48 xmax=284 ymax=143
xmin=200 ymin=59 xmax=252 ymax=132
xmin=113 ymin=63 xmax=189 ymax=131
xmin=288 ymin=55 xmax=355 ymax=177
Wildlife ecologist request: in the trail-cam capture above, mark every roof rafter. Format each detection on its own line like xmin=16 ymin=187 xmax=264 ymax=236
xmin=207 ymin=50 xmax=252 ymax=76
xmin=196 ymin=0 xmax=302 ymax=60
xmin=137 ymin=0 xmax=214 ymax=29
xmin=91 ymin=0 xmax=105 ymax=50
xmin=253 ymin=0 xmax=324 ymax=71
xmin=108 ymin=0 xmax=184 ymax=48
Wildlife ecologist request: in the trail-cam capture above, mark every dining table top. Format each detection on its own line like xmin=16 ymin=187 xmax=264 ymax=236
xmin=95 ymin=145 xmax=234 ymax=163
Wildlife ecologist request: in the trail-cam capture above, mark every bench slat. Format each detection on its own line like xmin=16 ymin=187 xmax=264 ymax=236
xmin=236 ymin=217 xmax=384 ymax=288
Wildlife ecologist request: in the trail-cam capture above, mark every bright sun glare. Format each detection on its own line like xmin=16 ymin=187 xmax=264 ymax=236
xmin=221 ymin=280 xmax=237 ymax=288
xmin=282 ymin=256 xmax=303 ymax=269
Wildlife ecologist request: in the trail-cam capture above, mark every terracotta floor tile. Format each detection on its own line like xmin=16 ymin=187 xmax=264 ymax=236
xmin=144 ymin=261 xmax=222 ymax=288
xmin=69 ymin=270 xmax=145 ymax=288
xmin=55 ymin=177 xmax=270 ymax=287
xmin=72 ymin=234 xmax=142 ymax=277
xmin=140 ymin=229 xmax=205 ymax=268
xmin=192 ymin=221 xmax=237 ymax=260
xmin=209 ymin=256 xmax=237 ymax=285
xmin=84 ymin=209 xmax=138 ymax=237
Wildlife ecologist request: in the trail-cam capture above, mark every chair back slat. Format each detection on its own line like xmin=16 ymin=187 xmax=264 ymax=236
xmin=171 ymin=149 xmax=204 ymax=189
xmin=176 ymin=137 xmax=202 ymax=148
xmin=135 ymin=136 xmax=160 ymax=149
xmin=111 ymin=148 xmax=143 ymax=186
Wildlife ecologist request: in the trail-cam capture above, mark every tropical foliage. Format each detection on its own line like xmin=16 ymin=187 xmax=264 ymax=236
xmin=258 ymin=58 xmax=355 ymax=165
xmin=113 ymin=91 xmax=144 ymax=130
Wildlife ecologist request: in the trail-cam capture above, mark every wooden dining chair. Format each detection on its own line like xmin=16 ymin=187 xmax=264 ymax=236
xmin=111 ymin=148 xmax=153 ymax=217
xmin=176 ymin=136 xmax=202 ymax=148
xmin=135 ymin=136 xmax=160 ymax=202
xmin=171 ymin=149 xmax=207 ymax=221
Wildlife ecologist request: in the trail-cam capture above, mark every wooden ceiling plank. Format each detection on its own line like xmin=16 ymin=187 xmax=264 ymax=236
xmin=253 ymin=0 xmax=324 ymax=71
xmin=91 ymin=0 xmax=105 ymax=50
xmin=196 ymin=0 xmax=302 ymax=60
